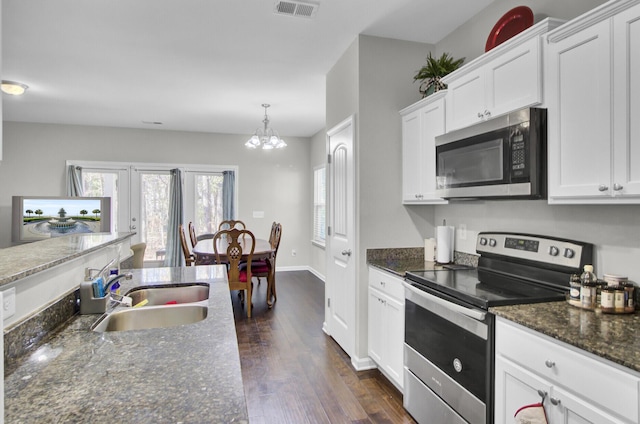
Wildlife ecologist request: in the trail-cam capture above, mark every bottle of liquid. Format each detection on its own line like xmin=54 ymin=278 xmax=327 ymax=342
xmin=569 ymin=274 xmax=582 ymax=307
xmin=580 ymin=265 xmax=597 ymax=309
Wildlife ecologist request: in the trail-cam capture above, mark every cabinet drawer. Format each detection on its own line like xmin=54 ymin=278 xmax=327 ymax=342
xmin=496 ymin=318 xmax=640 ymax=422
xmin=368 ymin=266 xmax=405 ymax=301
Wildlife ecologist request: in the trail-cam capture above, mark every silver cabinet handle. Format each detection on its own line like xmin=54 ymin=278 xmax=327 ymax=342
xmin=341 ymin=249 xmax=352 ymax=256
xmin=613 ymin=183 xmax=624 ymax=191
xmin=598 ymin=184 xmax=609 ymax=192
xmin=550 ymin=397 xmax=561 ymax=406
xmin=545 ymin=360 xmax=555 ymax=368
xmin=477 ymin=112 xmax=484 ymax=118
xmin=484 ymin=110 xmax=491 ymax=118
xmin=131 ymin=225 xmax=137 ymax=230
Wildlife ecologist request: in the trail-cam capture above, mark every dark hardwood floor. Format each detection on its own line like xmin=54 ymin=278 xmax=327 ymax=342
xmin=231 ymin=271 xmax=416 ymax=424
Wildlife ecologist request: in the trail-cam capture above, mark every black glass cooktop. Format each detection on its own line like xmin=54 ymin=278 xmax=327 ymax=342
xmin=405 ymin=268 xmax=567 ymax=310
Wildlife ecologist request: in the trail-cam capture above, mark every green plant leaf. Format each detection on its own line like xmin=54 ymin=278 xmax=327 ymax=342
xmin=413 ymin=52 xmax=465 ymax=82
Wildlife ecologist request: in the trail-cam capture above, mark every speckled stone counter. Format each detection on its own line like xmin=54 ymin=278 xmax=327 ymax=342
xmin=4 ymin=265 xmax=248 ymax=423
xmin=491 ymin=302 xmax=640 ymax=374
xmin=0 ymin=232 xmax=134 ymax=287
xmin=366 ymin=247 xmax=478 ymax=277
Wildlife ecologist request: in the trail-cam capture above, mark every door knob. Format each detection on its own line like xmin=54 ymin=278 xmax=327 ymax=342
xmin=341 ymin=249 xmax=352 ymax=256
xmin=545 ymin=360 xmax=555 ymax=368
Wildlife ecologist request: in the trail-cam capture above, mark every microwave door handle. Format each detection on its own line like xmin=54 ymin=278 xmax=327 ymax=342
xmin=402 ymin=281 xmax=487 ymax=321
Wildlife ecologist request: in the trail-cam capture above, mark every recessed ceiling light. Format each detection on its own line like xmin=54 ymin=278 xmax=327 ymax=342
xmin=2 ymin=80 xmax=29 ymax=96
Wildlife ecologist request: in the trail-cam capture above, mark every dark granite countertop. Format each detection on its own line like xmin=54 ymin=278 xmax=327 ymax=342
xmin=0 ymin=232 xmax=135 ymax=288
xmin=366 ymin=247 xmax=478 ymax=277
xmin=491 ymin=302 xmax=640 ymax=374
xmin=4 ymin=265 xmax=248 ymax=423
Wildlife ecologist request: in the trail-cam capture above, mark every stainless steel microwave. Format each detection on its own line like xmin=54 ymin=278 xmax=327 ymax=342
xmin=435 ymin=107 xmax=546 ymax=200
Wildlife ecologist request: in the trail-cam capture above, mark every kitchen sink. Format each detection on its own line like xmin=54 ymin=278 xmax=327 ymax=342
xmin=91 ymin=303 xmax=208 ymax=332
xmin=125 ymin=283 xmax=210 ymax=306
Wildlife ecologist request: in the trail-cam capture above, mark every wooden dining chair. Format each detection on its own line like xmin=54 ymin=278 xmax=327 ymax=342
xmin=218 ymin=220 xmax=246 ymax=231
xmin=251 ymin=222 xmax=281 ymax=284
xmin=252 ymin=223 xmax=282 ymax=307
xmin=214 ymin=228 xmax=256 ymax=317
xmin=179 ymin=224 xmax=195 ymax=266
xmin=188 ymin=221 xmax=197 ymax=249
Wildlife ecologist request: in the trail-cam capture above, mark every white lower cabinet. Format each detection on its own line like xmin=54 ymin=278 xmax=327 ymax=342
xmin=368 ymin=266 xmax=405 ymax=391
xmin=495 ymin=317 xmax=640 ymax=424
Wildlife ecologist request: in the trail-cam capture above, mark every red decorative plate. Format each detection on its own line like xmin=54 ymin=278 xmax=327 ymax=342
xmin=485 ymin=6 xmax=534 ymax=52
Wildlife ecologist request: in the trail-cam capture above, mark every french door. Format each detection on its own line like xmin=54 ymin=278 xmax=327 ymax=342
xmin=69 ymin=161 xmax=234 ymax=263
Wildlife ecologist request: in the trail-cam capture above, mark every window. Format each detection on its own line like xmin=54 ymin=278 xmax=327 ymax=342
xmin=313 ymin=165 xmax=326 ymax=246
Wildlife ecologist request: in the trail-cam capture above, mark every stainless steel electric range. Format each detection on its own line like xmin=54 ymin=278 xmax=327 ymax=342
xmin=402 ymin=232 xmax=593 ymax=424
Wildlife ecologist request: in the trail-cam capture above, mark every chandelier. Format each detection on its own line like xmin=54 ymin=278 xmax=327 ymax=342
xmin=245 ymin=103 xmax=287 ymax=149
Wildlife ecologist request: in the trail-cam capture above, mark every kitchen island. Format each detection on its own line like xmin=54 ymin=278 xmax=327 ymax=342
xmin=4 ymin=265 xmax=248 ymax=423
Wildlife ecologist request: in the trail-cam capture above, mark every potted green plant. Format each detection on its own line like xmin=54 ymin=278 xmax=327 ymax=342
xmin=413 ymin=52 xmax=465 ymax=98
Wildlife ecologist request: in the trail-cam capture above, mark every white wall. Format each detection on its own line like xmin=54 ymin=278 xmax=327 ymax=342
xmin=309 ymin=127 xmax=326 ymax=280
xmin=436 ymin=0 xmax=608 ymax=63
xmin=0 ymin=122 xmax=312 ymax=269
xmin=326 ymin=34 xmax=437 ymax=363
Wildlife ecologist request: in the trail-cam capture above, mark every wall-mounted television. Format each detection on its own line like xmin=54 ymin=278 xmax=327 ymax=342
xmin=12 ymin=196 xmax=112 ymax=244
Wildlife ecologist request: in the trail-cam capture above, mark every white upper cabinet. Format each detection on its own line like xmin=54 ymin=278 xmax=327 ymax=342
xmin=546 ymin=0 xmax=640 ymax=203
xmin=443 ymin=19 xmax=564 ymax=132
xmin=400 ymin=91 xmax=447 ymax=204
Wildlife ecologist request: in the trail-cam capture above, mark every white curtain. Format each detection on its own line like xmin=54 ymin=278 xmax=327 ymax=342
xmin=67 ymin=165 xmax=84 ymax=196
xmin=164 ymin=168 xmax=184 ymax=267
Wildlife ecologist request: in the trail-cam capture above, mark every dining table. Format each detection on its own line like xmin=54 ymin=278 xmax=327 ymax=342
xmin=193 ymin=237 xmax=277 ymax=307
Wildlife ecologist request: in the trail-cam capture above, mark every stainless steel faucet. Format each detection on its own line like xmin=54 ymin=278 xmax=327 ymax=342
xmin=79 ymin=259 xmax=133 ymax=314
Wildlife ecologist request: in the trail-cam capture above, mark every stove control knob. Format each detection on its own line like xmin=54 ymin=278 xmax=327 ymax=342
xmin=549 ymin=246 xmax=560 ymax=256
xmin=453 ymin=358 xmax=463 ymax=373
xmin=479 ymin=237 xmax=488 ymax=246
xmin=564 ymin=248 xmax=575 ymax=259
xmin=489 ymin=238 xmax=497 ymax=247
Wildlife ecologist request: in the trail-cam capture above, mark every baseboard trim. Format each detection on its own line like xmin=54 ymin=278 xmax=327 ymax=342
xmin=351 ymin=355 xmax=377 ymax=371
xmin=275 ymin=266 xmax=325 ymax=282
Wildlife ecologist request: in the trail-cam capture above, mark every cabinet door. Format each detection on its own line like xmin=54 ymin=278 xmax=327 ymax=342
xmin=613 ymin=4 xmax=640 ymax=198
xmin=401 ymin=109 xmax=424 ymax=202
xmin=445 ymin=68 xmax=486 ymax=131
xmin=549 ymin=385 xmax=626 ymax=424
xmin=487 ymin=37 xmax=541 ymax=119
xmin=495 ymin=356 xmax=552 ymax=423
xmin=382 ymin=295 xmax=404 ymax=389
xmin=546 ymin=20 xmax=613 ymax=199
xmin=367 ymin=288 xmax=384 ymax=365
xmin=418 ymin=97 xmax=447 ymax=203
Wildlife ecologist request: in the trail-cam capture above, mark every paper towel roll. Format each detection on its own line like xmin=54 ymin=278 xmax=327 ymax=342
xmin=424 ymin=238 xmax=436 ymax=262
xmin=436 ymin=226 xmax=455 ymax=264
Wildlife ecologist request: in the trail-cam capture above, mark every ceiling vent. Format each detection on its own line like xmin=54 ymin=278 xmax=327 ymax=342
xmin=274 ymin=1 xmax=319 ymax=19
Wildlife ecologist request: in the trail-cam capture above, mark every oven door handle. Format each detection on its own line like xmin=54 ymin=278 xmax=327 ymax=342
xmin=403 ymin=281 xmax=487 ymax=321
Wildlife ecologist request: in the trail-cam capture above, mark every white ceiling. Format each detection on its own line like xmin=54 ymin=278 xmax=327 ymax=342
xmin=2 ymin=0 xmax=493 ymax=138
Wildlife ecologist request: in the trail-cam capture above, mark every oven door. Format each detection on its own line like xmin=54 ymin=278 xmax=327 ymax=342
xmin=403 ymin=281 xmax=493 ymax=424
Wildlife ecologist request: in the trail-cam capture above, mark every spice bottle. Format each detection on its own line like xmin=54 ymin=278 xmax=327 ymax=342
xmin=580 ymin=265 xmax=597 ymax=309
xmin=614 ymin=286 xmax=626 ymax=313
xmin=623 ymin=282 xmax=635 ymax=313
xmin=569 ymin=274 xmax=581 ymax=307
xmin=600 ymin=286 xmax=615 ymax=313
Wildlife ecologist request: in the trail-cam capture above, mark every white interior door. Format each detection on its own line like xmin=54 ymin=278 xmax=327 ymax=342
xmin=325 ymin=116 xmax=356 ymax=357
